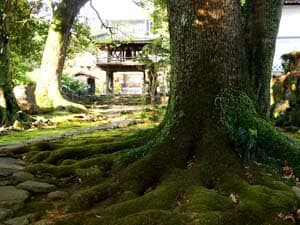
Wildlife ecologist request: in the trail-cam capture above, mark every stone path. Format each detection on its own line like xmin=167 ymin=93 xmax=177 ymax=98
xmin=0 ymin=155 xmax=67 ymax=224
xmin=0 ymin=105 xmax=149 ymax=223
xmin=0 ymin=119 xmax=142 ymax=155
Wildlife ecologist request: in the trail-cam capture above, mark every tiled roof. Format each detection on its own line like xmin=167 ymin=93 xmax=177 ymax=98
xmin=284 ymin=0 xmax=300 ymax=4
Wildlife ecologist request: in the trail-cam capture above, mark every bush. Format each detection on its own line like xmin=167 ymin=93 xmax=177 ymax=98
xmin=61 ymin=74 xmax=87 ymax=94
xmin=281 ymin=51 xmax=300 ymax=73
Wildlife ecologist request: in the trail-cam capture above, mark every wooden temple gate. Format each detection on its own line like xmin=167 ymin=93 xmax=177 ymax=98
xmin=96 ymin=40 xmax=150 ymax=95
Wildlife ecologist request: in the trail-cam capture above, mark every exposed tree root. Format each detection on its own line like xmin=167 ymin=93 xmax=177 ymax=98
xmin=25 ymin=123 xmax=299 ymax=225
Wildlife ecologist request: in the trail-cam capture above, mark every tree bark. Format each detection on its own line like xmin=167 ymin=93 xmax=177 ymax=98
xmin=35 ymin=0 xmax=88 ymax=108
xmin=244 ymin=0 xmax=284 ymax=116
xmin=160 ymin=0 xmax=246 ymax=152
xmin=0 ymin=0 xmax=21 ymax=126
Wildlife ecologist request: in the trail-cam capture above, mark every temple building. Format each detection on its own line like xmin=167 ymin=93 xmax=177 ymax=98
xmin=273 ymin=0 xmax=300 ymax=74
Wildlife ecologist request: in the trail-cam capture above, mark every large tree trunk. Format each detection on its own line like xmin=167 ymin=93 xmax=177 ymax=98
xmin=244 ymin=0 xmax=284 ymax=117
xmin=35 ymin=0 xmax=88 ymax=109
xmin=112 ymin=0 xmax=297 ymax=223
xmin=0 ymin=0 xmax=21 ymax=126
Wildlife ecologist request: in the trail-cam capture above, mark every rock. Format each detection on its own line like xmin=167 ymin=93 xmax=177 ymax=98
xmin=0 ymin=186 xmax=29 ymax=211
xmin=0 ymin=158 xmax=25 ymax=171
xmin=17 ymin=180 xmax=56 ymax=193
xmin=0 ymin=208 xmax=13 ymax=221
xmin=48 ymin=191 xmax=69 ymax=200
xmin=0 ymin=180 xmax=12 ymax=186
xmin=0 ymin=170 xmax=12 ymax=178
xmin=13 ymin=84 xmax=40 ymax=114
xmin=4 ymin=214 xmax=33 ymax=225
xmin=11 ymin=172 xmax=34 ymax=183
xmin=118 ymin=121 xmax=129 ymax=128
xmin=12 ymin=120 xmax=25 ymax=131
xmin=292 ymin=186 xmax=300 ymax=201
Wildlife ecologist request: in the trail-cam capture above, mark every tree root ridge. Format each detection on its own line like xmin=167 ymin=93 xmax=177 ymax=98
xmin=55 ymin=160 xmax=296 ymax=225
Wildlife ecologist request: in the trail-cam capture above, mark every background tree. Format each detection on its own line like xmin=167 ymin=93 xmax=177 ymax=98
xmin=0 ymin=0 xmax=23 ymax=126
xmin=138 ymin=38 xmax=170 ymax=104
xmin=1 ymin=0 xmax=50 ymax=126
xmin=244 ymin=0 xmax=283 ymax=116
xmin=35 ymin=0 xmax=89 ymax=109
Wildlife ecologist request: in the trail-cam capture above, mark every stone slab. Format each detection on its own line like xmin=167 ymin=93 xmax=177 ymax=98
xmin=17 ymin=180 xmax=56 ymax=193
xmin=4 ymin=214 xmax=32 ymax=225
xmin=48 ymin=191 xmax=69 ymax=200
xmin=0 ymin=208 xmax=13 ymax=221
xmin=11 ymin=172 xmax=34 ymax=183
xmin=0 ymin=186 xmax=29 ymax=211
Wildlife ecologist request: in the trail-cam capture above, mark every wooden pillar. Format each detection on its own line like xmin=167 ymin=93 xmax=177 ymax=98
xmin=143 ymin=70 xmax=147 ymax=95
xmin=132 ymin=50 xmax=136 ymax=62
xmin=106 ymin=70 xmax=114 ymax=95
xmin=107 ymin=48 xmax=112 ymax=62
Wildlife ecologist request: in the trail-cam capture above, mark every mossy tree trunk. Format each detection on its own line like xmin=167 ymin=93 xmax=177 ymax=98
xmin=124 ymin=0 xmax=249 ymax=193
xmin=119 ymin=0 xmax=297 ymax=213
xmin=35 ymin=0 xmax=88 ymax=108
xmin=0 ymin=0 xmax=21 ymax=126
xmin=244 ymin=0 xmax=283 ymax=116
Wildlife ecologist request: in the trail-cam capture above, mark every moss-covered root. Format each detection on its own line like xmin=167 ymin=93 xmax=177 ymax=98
xmin=26 ymin=155 xmax=113 ymax=179
xmin=56 ymin=165 xmax=296 ymax=225
xmin=67 ymin=181 xmax=118 ymax=212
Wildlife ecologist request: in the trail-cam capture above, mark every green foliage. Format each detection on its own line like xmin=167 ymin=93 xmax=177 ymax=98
xmin=67 ymin=18 xmax=97 ymax=59
xmin=217 ymin=89 xmax=300 ymax=165
xmin=9 ymin=1 xmax=49 ymax=84
xmin=120 ymin=119 xmax=171 ymax=166
xmin=217 ymin=89 xmax=260 ymax=162
xmin=138 ymin=37 xmax=170 ymax=98
xmin=61 ymin=74 xmax=87 ymax=93
xmin=230 ymin=127 xmax=259 ymax=163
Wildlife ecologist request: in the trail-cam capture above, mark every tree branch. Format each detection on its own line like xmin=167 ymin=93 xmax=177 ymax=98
xmin=89 ymin=0 xmax=113 ymax=37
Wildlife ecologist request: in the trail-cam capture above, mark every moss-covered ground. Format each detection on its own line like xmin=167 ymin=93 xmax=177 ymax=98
xmin=0 ymin=104 xmax=165 ymax=145
xmin=5 ymin=127 xmax=299 ymax=225
xmin=2 ymin=101 xmax=300 ymax=225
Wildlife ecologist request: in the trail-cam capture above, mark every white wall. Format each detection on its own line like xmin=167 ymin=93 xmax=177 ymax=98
xmin=273 ymin=5 xmax=300 ymax=74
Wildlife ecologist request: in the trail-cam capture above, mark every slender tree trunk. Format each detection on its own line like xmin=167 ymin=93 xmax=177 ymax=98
xmin=0 ymin=0 xmax=21 ymax=126
xmin=244 ymin=0 xmax=284 ymax=116
xmin=35 ymin=0 xmax=88 ymax=108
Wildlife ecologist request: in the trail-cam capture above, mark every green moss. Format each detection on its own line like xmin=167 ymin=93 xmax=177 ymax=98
xmin=60 ymin=159 xmax=77 ymax=165
xmin=29 ymin=151 xmax=51 ymax=163
xmin=218 ymin=89 xmax=300 ymax=166
xmin=67 ymin=181 xmax=115 ymax=211
xmin=27 ymin=163 xmax=75 ymax=177
xmin=27 ymin=155 xmax=113 ymax=178
xmin=255 ymin=175 xmax=291 ymax=191
xmin=109 ymin=210 xmax=183 ymax=225
xmin=74 ymin=167 xmax=104 ymax=185
xmin=14 ymin=201 xmax=53 ymax=218
xmin=177 ymin=186 xmax=234 ymax=212
xmin=102 ymin=171 xmax=188 ymax=218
